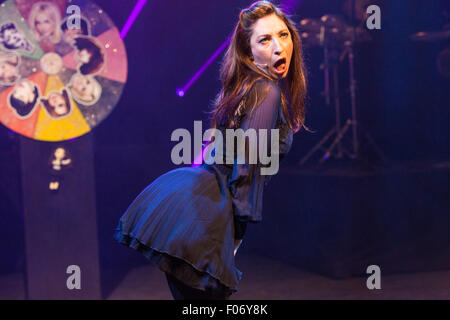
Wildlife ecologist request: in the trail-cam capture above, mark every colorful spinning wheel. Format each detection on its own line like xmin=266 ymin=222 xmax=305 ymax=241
xmin=0 ymin=0 xmax=127 ymax=141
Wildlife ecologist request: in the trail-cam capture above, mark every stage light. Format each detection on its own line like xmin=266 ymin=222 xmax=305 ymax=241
xmin=176 ymin=89 xmax=185 ymax=97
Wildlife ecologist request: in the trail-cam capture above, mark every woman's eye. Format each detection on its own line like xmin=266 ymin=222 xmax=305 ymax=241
xmin=281 ymin=32 xmax=289 ymax=38
xmin=259 ymin=38 xmax=269 ymax=44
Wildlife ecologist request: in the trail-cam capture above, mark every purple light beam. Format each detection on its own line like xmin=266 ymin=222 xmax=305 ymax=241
xmin=177 ymin=34 xmax=232 ymax=97
xmin=280 ymin=0 xmax=299 ymax=14
xmin=120 ymin=0 xmax=147 ymax=39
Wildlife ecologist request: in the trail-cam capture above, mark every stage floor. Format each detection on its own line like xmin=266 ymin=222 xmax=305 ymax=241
xmin=1 ymin=253 xmax=449 ymax=300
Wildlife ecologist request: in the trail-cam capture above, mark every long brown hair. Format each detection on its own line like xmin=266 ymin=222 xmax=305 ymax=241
xmin=209 ymin=1 xmax=307 ymax=133
xmin=41 ymin=89 xmax=71 ymax=118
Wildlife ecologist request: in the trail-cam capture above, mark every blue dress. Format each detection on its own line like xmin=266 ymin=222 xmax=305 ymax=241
xmin=114 ymin=78 xmax=294 ymax=295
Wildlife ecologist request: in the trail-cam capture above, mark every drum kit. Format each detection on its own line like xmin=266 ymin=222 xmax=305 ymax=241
xmin=297 ymin=12 xmax=377 ymax=166
xmin=297 ymin=2 xmax=450 ymax=167
xmin=410 ymin=25 xmax=450 ymax=79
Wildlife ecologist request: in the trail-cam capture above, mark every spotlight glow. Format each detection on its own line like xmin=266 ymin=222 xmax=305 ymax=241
xmin=176 ymin=89 xmax=185 ymax=97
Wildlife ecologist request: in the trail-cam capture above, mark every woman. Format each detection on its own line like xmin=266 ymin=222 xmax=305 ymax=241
xmin=8 ymin=79 xmax=40 ymax=118
xmin=28 ymin=2 xmax=62 ymax=44
xmin=74 ymin=37 xmax=105 ymax=75
xmin=0 ymin=22 xmax=34 ymax=53
xmin=114 ymin=1 xmax=307 ymax=300
xmin=40 ymin=88 xmax=71 ymax=118
xmin=0 ymin=52 xmax=20 ymax=86
xmin=68 ymin=73 xmax=102 ymax=106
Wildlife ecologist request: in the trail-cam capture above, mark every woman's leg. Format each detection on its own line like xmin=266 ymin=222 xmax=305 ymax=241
xmin=233 ymin=215 xmax=247 ymax=255
xmin=165 ymin=272 xmax=186 ymax=300
xmin=165 ymin=272 xmax=230 ymax=300
xmin=234 ymin=239 xmax=243 ymax=256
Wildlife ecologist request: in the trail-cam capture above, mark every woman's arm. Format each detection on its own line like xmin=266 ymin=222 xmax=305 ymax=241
xmin=228 ymin=79 xmax=282 ymax=224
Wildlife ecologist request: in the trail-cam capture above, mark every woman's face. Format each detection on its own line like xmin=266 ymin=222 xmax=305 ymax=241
xmin=78 ymin=49 xmax=91 ymax=64
xmin=0 ymin=61 xmax=16 ymax=79
xmin=71 ymin=74 xmax=94 ymax=100
xmin=3 ymin=28 xmax=23 ymax=48
xmin=13 ymin=81 xmax=35 ymax=103
xmin=49 ymin=93 xmax=68 ymax=115
xmin=249 ymin=14 xmax=293 ymax=79
xmin=35 ymin=12 xmax=56 ymax=37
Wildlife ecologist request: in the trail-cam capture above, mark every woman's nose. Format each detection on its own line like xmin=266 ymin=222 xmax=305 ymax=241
xmin=272 ymin=37 xmax=283 ymax=54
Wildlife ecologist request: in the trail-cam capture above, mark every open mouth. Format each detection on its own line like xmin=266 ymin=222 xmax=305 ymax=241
xmin=273 ymin=58 xmax=287 ymax=74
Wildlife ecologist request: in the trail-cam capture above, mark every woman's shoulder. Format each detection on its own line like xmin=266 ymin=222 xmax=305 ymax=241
xmin=230 ymin=78 xmax=282 ymax=128
xmin=245 ymin=78 xmax=281 ymax=114
xmin=252 ymin=77 xmax=281 ymax=96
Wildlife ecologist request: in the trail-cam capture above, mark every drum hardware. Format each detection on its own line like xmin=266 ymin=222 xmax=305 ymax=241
xmin=298 ymin=1 xmax=386 ymax=167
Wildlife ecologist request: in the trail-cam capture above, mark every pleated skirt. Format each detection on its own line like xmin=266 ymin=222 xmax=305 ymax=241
xmin=114 ymin=163 xmax=242 ymax=295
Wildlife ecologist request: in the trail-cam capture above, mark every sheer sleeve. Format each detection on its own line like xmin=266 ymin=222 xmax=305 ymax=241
xmin=227 ymin=79 xmax=281 ymax=223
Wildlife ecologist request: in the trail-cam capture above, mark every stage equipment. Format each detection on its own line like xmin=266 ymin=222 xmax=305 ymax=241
xmin=298 ymin=3 xmax=386 ymax=166
xmin=410 ymin=24 xmax=450 ymax=79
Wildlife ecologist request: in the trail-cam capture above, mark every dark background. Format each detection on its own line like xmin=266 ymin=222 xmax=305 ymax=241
xmin=1 ymin=0 xmax=449 ymax=298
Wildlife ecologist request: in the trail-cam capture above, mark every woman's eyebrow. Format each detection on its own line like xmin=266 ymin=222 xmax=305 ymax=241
xmin=258 ymin=29 xmax=289 ymax=39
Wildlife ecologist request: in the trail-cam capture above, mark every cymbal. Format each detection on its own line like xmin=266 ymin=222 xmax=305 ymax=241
xmin=299 ymin=31 xmax=321 ymax=47
xmin=410 ymin=30 xmax=450 ymax=42
xmin=299 ymin=14 xmax=372 ymax=47
xmin=299 ymin=18 xmax=321 ymax=33
xmin=341 ymin=26 xmax=372 ymax=43
xmin=320 ymin=14 xmax=349 ymax=31
xmin=299 ymin=15 xmax=349 ymax=33
xmin=299 ymin=25 xmax=371 ymax=47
